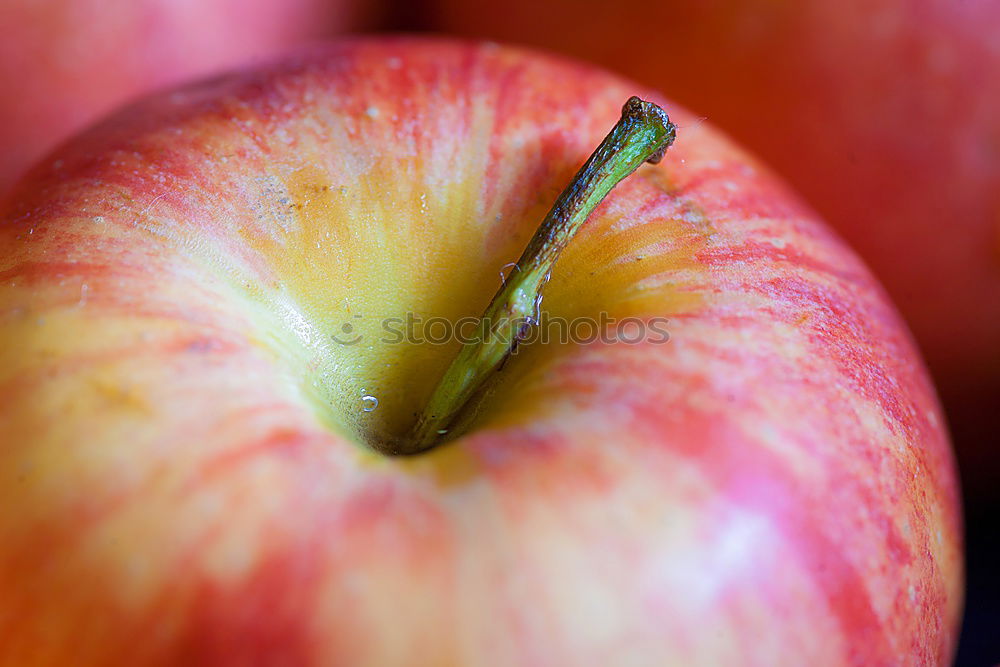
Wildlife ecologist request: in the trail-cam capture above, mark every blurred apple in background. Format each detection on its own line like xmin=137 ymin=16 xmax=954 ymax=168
xmin=0 ymin=0 xmax=380 ymax=196
xmin=0 ymin=39 xmax=961 ymax=664
xmin=430 ymin=0 xmax=1000 ymax=493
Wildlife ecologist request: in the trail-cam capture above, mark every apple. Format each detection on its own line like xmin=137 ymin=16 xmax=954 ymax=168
xmin=0 ymin=38 xmax=961 ymax=664
xmin=429 ymin=0 xmax=1000 ymax=488
xmin=0 ymin=0 xmax=379 ymax=197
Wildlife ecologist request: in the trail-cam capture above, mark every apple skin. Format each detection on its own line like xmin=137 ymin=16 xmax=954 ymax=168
xmin=0 ymin=0 xmax=377 ymax=197
xmin=0 ymin=39 xmax=961 ymax=665
xmin=430 ymin=0 xmax=1000 ymax=485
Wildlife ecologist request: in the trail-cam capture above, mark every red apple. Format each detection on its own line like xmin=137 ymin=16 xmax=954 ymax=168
xmin=430 ymin=0 xmax=1000 ymax=486
xmin=0 ymin=38 xmax=961 ymax=664
xmin=0 ymin=0 xmax=378 ymax=197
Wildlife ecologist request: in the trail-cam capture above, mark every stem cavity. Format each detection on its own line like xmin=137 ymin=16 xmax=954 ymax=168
xmin=401 ymin=97 xmax=677 ymax=454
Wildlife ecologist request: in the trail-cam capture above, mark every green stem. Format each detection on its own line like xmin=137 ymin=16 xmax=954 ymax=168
xmin=401 ymin=97 xmax=677 ymax=454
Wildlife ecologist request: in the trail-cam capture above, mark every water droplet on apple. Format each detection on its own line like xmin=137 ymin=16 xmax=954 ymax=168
xmin=361 ymin=395 xmax=378 ymax=412
xmin=499 ymin=262 xmax=519 ymax=285
xmin=533 ymin=293 xmax=544 ymax=321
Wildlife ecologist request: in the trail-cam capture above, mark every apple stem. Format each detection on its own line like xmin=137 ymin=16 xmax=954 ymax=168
xmin=401 ymin=97 xmax=677 ymax=454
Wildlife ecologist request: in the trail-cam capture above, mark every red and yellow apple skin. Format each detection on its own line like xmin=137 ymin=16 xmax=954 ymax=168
xmin=432 ymin=0 xmax=1000 ymax=478
xmin=0 ymin=0 xmax=376 ymax=197
xmin=0 ymin=39 xmax=961 ymax=665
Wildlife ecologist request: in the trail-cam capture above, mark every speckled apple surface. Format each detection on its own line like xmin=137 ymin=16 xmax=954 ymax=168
xmin=0 ymin=39 xmax=961 ymax=665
